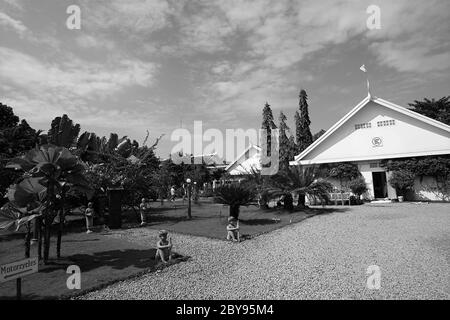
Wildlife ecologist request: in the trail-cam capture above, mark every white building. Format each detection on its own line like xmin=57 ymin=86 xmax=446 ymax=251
xmin=290 ymin=94 xmax=450 ymax=201
xmin=225 ymin=144 xmax=262 ymax=176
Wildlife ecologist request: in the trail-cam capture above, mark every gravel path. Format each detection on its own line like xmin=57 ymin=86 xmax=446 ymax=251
xmin=79 ymin=203 xmax=449 ymax=299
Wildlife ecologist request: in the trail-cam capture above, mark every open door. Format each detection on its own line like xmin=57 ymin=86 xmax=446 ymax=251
xmin=372 ymin=172 xmax=388 ymax=198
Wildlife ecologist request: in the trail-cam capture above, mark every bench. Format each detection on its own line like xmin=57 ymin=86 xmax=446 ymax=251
xmin=329 ymin=192 xmax=352 ymax=206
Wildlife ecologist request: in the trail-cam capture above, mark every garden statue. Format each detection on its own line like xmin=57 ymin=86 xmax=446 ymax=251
xmin=85 ymin=202 xmax=94 ymax=234
xmin=226 ymin=217 xmax=240 ymax=242
xmin=140 ymin=198 xmax=148 ymax=226
xmin=155 ymin=230 xmax=173 ymax=263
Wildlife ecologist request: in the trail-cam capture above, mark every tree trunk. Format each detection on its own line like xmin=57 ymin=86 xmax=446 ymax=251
xmin=297 ymin=194 xmax=306 ymax=208
xmin=37 ymin=218 xmax=43 ymax=261
xmin=56 ymin=209 xmax=64 ymax=259
xmin=25 ymin=222 xmax=31 ymax=258
xmin=43 ymin=218 xmax=51 ymax=264
xmin=229 ymin=205 xmax=240 ymax=219
xmin=283 ymin=193 xmax=294 ymax=211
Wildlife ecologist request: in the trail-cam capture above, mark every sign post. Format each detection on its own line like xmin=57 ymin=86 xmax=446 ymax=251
xmin=0 ymin=257 xmax=39 ymax=300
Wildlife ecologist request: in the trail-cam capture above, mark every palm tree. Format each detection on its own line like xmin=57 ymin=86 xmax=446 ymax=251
xmin=266 ymin=165 xmax=332 ymax=209
xmin=213 ymin=184 xmax=257 ymax=219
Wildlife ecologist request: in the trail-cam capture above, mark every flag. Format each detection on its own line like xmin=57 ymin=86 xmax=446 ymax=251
xmin=360 ymin=64 xmax=367 ymax=73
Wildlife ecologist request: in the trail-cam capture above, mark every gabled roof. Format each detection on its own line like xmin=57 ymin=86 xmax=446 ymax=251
xmin=225 ymin=144 xmax=261 ymax=172
xmin=291 ymin=94 xmax=450 ymax=165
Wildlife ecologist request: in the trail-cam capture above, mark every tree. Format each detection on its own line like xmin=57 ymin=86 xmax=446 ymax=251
xmin=348 ymin=177 xmax=368 ymax=203
xmin=0 ymin=103 xmax=20 ymax=129
xmin=325 ymin=163 xmax=360 ymax=190
xmin=213 ymin=184 xmax=257 ymax=219
xmin=266 ymin=165 xmax=333 ymax=208
xmin=261 ymin=102 xmax=277 ymax=157
xmin=408 ymin=96 xmax=450 ymax=125
xmin=0 ymin=104 xmax=41 ymax=206
xmin=278 ymin=111 xmax=292 ymax=172
xmin=48 ymin=114 xmax=80 ymax=148
xmin=295 ymin=89 xmax=313 ymax=153
xmin=313 ymin=129 xmax=326 ymax=142
xmin=6 ymin=145 xmax=92 ymax=262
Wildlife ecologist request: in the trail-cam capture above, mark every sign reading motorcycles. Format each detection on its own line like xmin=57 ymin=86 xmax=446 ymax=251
xmin=0 ymin=257 xmax=38 ymax=283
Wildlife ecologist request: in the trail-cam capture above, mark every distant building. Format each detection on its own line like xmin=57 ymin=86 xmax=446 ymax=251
xmin=225 ymin=144 xmax=262 ymax=176
xmin=290 ymin=94 xmax=450 ymax=201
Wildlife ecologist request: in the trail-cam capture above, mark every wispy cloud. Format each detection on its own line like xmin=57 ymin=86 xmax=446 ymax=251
xmin=0 ymin=11 xmax=27 ymax=36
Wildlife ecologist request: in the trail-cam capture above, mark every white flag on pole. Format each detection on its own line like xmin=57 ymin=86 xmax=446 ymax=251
xmin=360 ymin=64 xmax=367 ymax=73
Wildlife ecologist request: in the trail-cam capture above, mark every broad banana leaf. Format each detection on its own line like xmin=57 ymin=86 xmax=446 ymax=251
xmin=0 ymin=203 xmax=41 ymax=231
xmin=8 ymin=177 xmax=47 ymax=207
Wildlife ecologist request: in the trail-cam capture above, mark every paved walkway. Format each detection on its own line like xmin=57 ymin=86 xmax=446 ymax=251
xmin=80 ymin=203 xmax=450 ymax=299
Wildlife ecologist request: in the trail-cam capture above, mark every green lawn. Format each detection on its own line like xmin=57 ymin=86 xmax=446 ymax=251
xmin=123 ymin=198 xmax=332 ymax=240
xmin=0 ymin=230 xmax=186 ymax=300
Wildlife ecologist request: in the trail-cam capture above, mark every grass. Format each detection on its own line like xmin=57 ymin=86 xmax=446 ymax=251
xmin=125 ymin=198 xmax=332 ymax=240
xmin=0 ymin=230 xmax=186 ymax=300
xmin=0 ymin=197 xmax=331 ymax=300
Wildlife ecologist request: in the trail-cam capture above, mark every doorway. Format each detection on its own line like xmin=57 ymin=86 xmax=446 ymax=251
xmin=372 ymin=172 xmax=388 ymax=198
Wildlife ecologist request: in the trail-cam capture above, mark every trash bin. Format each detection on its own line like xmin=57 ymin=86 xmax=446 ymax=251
xmin=107 ymin=187 xmax=124 ymax=229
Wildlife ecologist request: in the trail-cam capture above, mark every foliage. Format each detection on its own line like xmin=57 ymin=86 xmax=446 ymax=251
xmin=0 ymin=104 xmax=42 ymax=205
xmin=213 ymin=184 xmax=257 ymax=218
xmin=266 ymin=165 xmax=333 ymax=207
xmin=279 ymin=111 xmax=294 ymax=173
xmin=261 ymin=102 xmax=277 ymax=158
xmin=408 ymin=96 xmax=450 ymax=125
xmin=48 ymin=114 xmax=80 ymax=148
xmin=324 ymin=162 xmax=360 ymax=187
xmin=6 ymin=144 xmax=92 ymax=262
xmin=348 ymin=177 xmax=368 ymax=199
xmin=0 ymin=103 xmax=19 ymax=129
xmin=313 ymin=129 xmax=326 ymax=141
xmin=388 ymin=170 xmax=416 ymax=197
xmin=295 ymin=89 xmax=313 ymax=153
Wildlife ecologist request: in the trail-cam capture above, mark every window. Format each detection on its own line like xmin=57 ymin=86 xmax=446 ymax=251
xmin=355 ymin=122 xmax=372 ymax=130
xmin=377 ymin=120 xmax=395 ymax=127
xmin=369 ymin=162 xmax=379 ymax=168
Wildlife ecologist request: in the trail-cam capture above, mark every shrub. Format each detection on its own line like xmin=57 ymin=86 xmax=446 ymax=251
xmin=348 ymin=177 xmax=367 ymax=193
xmin=389 ymin=170 xmax=416 ymax=197
xmin=348 ymin=177 xmax=368 ymax=201
xmin=213 ymin=184 xmax=257 ymax=219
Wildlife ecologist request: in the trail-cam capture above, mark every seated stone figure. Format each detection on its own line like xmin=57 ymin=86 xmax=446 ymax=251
xmin=155 ymin=230 xmax=172 ymax=263
xmin=226 ymin=217 xmax=240 ymax=242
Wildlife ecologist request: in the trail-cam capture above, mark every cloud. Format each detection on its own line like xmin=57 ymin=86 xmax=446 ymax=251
xmin=0 ymin=11 xmax=27 ymax=36
xmin=80 ymin=0 xmax=181 ymax=34
xmin=75 ymin=34 xmax=116 ymax=50
xmin=0 ymin=47 xmax=156 ymax=98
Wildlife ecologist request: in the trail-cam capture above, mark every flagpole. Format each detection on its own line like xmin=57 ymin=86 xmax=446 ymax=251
xmin=360 ymin=64 xmax=371 ymax=99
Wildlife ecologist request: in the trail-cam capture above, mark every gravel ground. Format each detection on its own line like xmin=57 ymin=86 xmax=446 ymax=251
xmin=79 ymin=203 xmax=450 ymax=300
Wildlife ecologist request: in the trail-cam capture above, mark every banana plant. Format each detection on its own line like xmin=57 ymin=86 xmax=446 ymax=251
xmin=6 ymin=144 xmax=92 ymax=263
xmin=0 ymin=177 xmax=46 ymax=258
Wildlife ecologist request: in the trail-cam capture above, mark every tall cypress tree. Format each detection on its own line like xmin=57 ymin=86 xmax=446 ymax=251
xmin=278 ymin=111 xmax=290 ymax=172
xmin=261 ymin=102 xmax=277 ymax=157
xmin=295 ymin=89 xmax=313 ymax=153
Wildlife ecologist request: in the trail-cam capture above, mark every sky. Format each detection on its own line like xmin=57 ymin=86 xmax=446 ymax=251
xmin=0 ymin=0 xmax=449 ymax=161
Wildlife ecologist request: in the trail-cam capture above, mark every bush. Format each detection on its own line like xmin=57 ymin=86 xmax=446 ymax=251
xmin=348 ymin=177 xmax=368 ymax=202
xmin=389 ymin=170 xmax=416 ymax=197
xmin=213 ymin=184 xmax=257 ymax=218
